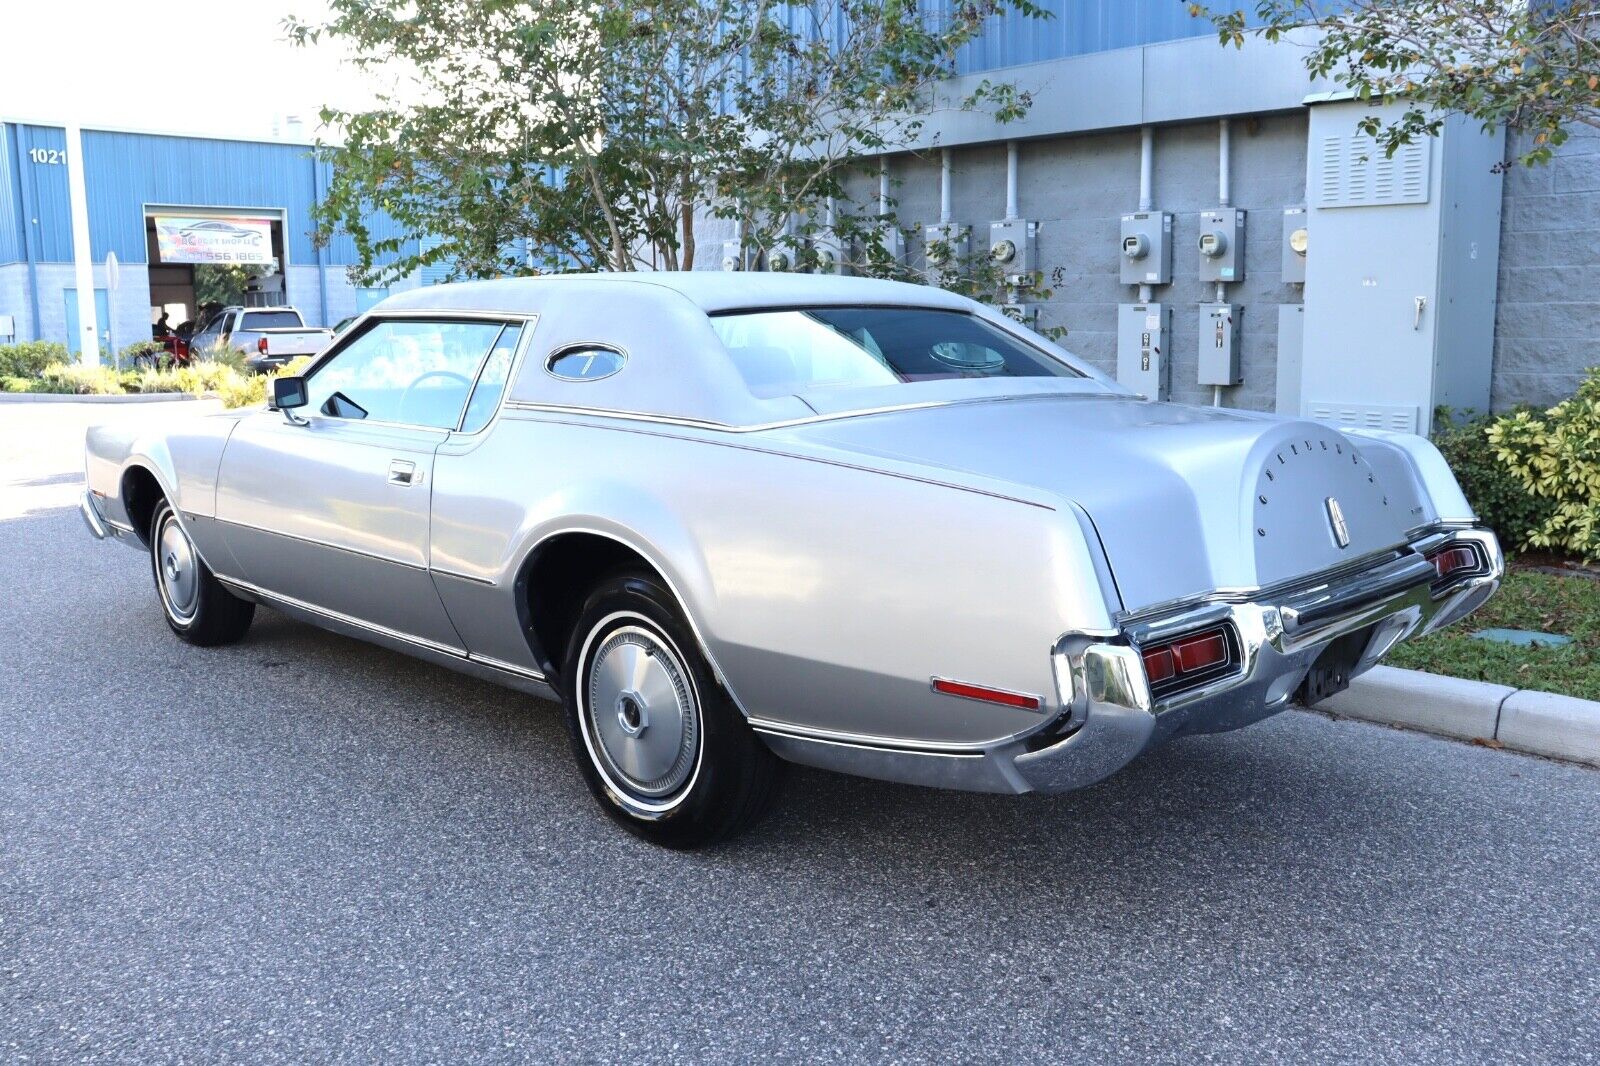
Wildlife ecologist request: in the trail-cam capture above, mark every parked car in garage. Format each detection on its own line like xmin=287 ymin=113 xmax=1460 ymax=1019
xmin=80 ymin=273 xmax=1502 ymax=846
xmin=186 ymin=305 xmax=334 ymax=372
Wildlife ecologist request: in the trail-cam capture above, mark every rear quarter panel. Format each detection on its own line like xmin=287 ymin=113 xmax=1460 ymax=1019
xmin=430 ymin=415 xmax=1120 ymax=747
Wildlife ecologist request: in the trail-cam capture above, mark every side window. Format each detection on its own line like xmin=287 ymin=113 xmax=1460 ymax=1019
xmin=304 ymin=318 xmax=507 ymax=430
xmin=459 ymin=324 xmax=524 ymax=433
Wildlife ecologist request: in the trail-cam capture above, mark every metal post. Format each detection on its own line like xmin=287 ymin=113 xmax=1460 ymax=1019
xmin=65 ymin=124 xmax=99 ymax=366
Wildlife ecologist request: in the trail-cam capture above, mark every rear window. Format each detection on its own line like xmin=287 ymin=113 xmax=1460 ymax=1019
xmin=709 ymin=306 xmax=1079 ymax=399
xmin=241 ymin=310 xmax=302 ymax=330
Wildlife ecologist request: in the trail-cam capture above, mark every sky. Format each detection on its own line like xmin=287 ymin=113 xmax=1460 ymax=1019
xmin=0 ymin=0 xmax=378 ymax=141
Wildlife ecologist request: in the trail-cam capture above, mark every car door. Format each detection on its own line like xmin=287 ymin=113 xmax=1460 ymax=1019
xmin=215 ymin=314 xmax=515 ymax=650
xmin=188 ymin=314 xmax=223 ymax=356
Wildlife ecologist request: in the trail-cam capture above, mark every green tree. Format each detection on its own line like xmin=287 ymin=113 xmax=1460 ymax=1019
xmin=1191 ymin=1 xmax=1600 ymax=166
xmin=287 ymin=0 xmax=1046 ymax=282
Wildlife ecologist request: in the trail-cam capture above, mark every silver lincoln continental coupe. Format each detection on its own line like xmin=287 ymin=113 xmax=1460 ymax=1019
xmin=82 ymin=273 xmax=1502 ymax=846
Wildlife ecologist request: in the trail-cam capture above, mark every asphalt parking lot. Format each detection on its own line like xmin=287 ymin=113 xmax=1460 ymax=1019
xmin=2 ymin=401 xmax=1597 ymax=1064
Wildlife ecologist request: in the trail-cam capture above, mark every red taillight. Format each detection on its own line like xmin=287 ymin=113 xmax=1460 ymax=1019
xmin=1431 ymin=546 xmax=1477 ymax=579
xmin=1171 ymin=631 xmax=1227 ymax=673
xmin=1142 ymin=646 xmax=1175 ymax=683
xmin=1139 ymin=626 xmax=1233 ymax=690
xmin=258 ymin=337 xmax=269 ymax=354
xmin=931 ymin=678 xmax=1041 ymax=711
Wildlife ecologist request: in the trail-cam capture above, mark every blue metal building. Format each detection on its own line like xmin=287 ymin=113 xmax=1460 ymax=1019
xmin=0 ymin=121 xmax=416 ymax=353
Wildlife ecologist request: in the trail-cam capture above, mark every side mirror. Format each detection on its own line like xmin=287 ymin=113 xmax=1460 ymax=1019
xmin=272 ymin=376 xmax=310 ymax=425
xmin=272 ymin=376 xmax=308 ymax=410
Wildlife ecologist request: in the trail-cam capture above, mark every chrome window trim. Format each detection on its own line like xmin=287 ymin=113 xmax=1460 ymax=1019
xmin=544 ymin=341 xmax=629 ymax=383
xmin=294 ymin=310 xmax=539 ymax=436
xmin=453 ymin=319 xmax=536 ymax=436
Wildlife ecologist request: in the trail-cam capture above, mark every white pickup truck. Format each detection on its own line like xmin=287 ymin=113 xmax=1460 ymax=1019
xmin=188 ymin=306 xmax=334 ymax=374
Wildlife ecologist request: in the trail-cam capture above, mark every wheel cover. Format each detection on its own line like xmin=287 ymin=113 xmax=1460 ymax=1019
xmin=155 ymin=513 xmax=199 ymax=624
xmin=583 ymin=621 xmax=701 ymax=809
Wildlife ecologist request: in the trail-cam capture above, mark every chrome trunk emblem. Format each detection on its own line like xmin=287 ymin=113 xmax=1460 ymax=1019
xmin=1325 ymin=496 xmax=1350 ymax=548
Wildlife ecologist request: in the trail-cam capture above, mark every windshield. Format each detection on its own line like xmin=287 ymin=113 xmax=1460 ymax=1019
xmin=241 ymin=310 xmax=302 ymax=330
xmin=709 ymin=307 xmax=1079 ymax=399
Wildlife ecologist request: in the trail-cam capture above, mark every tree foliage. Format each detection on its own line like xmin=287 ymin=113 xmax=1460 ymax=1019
xmin=288 ymin=0 xmax=1047 ymax=282
xmin=1191 ymin=1 xmax=1600 ymax=166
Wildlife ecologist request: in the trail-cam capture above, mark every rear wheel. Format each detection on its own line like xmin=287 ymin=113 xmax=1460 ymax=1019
xmin=148 ymin=499 xmax=254 ymax=646
xmin=562 ymin=571 xmax=781 ymax=847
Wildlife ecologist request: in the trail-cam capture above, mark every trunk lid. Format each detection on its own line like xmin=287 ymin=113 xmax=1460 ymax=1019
xmin=771 ymin=393 xmax=1411 ymax=613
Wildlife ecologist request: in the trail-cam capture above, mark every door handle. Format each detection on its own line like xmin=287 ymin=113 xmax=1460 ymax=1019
xmin=1413 ymin=295 xmax=1427 ymax=330
xmin=388 ymin=459 xmax=420 ymax=486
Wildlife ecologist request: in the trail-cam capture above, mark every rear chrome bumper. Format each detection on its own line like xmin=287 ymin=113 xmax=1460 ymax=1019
xmin=80 ymin=489 xmax=111 ymax=540
xmin=1012 ymin=525 xmax=1502 ymax=793
xmin=759 ymin=525 xmax=1503 ymax=796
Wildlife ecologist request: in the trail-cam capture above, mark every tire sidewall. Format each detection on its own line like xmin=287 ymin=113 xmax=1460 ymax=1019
xmin=562 ymin=573 xmax=751 ymax=843
xmin=149 ymin=500 xmax=199 ymax=637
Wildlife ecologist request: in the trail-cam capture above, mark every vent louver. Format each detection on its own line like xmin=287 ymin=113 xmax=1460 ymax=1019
xmin=1315 ymin=133 xmax=1430 ymax=209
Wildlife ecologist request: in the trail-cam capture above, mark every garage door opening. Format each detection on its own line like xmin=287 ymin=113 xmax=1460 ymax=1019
xmin=144 ymin=211 xmax=287 ymax=344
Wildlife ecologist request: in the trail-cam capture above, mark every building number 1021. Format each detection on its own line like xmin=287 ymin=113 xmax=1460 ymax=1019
xmin=28 ymin=148 xmax=66 ymax=165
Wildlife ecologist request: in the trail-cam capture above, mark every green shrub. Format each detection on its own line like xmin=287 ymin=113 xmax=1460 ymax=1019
xmin=1 ymin=375 xmax=43 ymax=393
xmin=0 ymin=340 xmax=69 ymax=378
xmin=1433 ymin=410 xmax=1555 ymax=552
xmin=1488 ymin=366 xmax=1600 ymax=561
xmin=36 ymin=363 xmax=126 ymax=395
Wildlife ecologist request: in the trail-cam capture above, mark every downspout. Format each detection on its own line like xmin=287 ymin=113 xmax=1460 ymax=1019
xmin=1214 ymin=118 xmax=1232 ymax=406
xmin=9 ymin=124 xmax=43 ymax=341
xmin=1004 ymin=141 xmax=1019 ymax=221
xmin=311 ymin=157 xmax=330 ymax=327
xmin=1138 ymin=127 xmax=1154 ymax=303
xmin=939 ymin=149 xmax=952 ymax=226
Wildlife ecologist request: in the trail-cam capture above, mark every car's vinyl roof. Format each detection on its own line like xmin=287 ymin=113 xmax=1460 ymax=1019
xmin=379 ymin=271 xmax=974 ymax=315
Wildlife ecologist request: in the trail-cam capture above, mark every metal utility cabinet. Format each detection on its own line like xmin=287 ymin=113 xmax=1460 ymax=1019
xmin=1296 ymin=97 xmax=1504 ymax=434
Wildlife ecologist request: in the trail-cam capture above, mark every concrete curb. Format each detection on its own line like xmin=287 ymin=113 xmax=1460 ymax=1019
xmin=1312 ymin=665 xmax=1600 ymax=768
xmin=0 ymin=392 xmax=204 ymax=404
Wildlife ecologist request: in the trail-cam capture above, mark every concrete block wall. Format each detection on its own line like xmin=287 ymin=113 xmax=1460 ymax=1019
xmin=1492 ymin=126 xmax=1600 ymax=410
xmin=845 ymin=114 xmax=1310 ymax=411
xmin=24 ymin=263 xmax=152 ymax=359
xmin=0 ymin=264 xmax=29 ymax=343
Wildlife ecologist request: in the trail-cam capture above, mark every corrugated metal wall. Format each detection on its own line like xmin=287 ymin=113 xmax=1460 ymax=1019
xmin=0 ymin=125 xmax=24 ymax=265
xmin=9 ymin=125 xmax=72 ymax=263
xmin=81 ymin=129 xmax=321 ymax=264
xmin=0 ymin=123 xmax=414 ymax=270
xmin=942 ymin=0 xmax=1219 ymax=73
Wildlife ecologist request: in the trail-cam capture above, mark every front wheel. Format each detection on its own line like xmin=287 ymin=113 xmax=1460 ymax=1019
xmin=148 ymin=499 xmax=255 ymax=646
xmin=562 ymin=571 xmax=781 ymax=847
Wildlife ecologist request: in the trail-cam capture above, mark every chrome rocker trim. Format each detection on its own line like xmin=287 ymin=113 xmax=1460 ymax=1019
xmin=216 ymin=576 xmax=560 ymax=703
xmin=760 ymin=526 xmax=1504 ymax=796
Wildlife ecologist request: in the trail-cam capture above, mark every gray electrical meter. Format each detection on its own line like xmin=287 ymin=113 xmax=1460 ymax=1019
xmin=1197 ymin=208 xmax=1246 ymax=283
xmin=1119 ymin=212 xmax=1172 ymax=286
